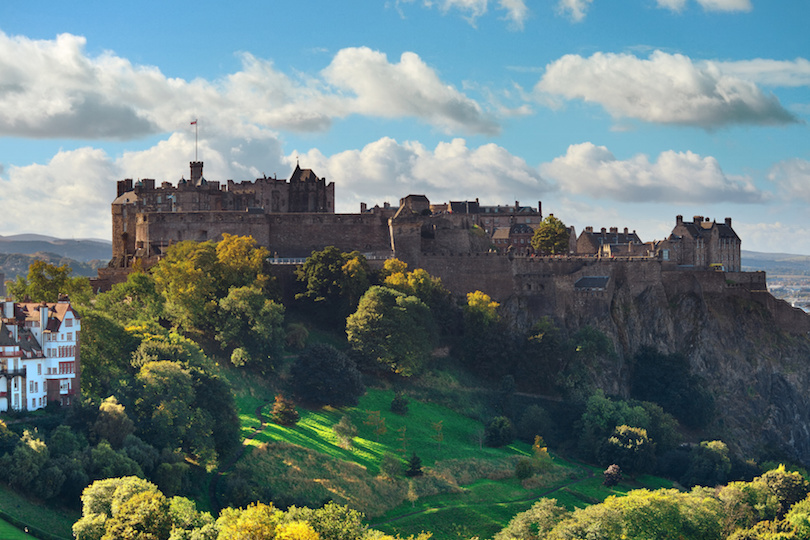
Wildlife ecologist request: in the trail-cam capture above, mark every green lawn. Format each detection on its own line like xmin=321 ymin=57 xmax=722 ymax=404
xmin=0 ymin=483 xmax=78 ymax=539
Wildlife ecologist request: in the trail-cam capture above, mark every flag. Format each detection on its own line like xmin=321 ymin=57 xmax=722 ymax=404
xmin=191 ymin=120 xmax=197 ymax=125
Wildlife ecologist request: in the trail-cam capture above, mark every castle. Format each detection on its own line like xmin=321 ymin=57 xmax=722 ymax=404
xmin=100 ymin=161 xmax=745 ymax=302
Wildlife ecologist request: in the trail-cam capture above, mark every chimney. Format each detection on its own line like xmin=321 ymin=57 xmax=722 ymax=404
xmin=585 ymin=226 xmax=593 ymax=233
xmin=623 ymin=227 xmax=628 ymax=235
xmin=515 ymin=201 xmax=520 ymax=211
xmin=117 ymin=179 xmax=133 ymax=197
xmin=601 ymin=227 xmax=607 ymax=235
xmin=360 ymin=202 xmax=367 ymax=213
xmin=693 ymin=215 xmax=703 ymax=224
xmin=538 ymin=201 xmax=542 ymax=217
xmin=190 ymin=161 xmax=203 ymax=184
xmin=609 ymin=227 xmax=618 ymax=234
xmin=725 ymin=217 xmax=732 ymax=228
xmin=676 ymin=215 xmax=683 ymax=225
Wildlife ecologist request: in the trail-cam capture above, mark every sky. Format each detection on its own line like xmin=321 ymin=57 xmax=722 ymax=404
xmin=0 ymin=0 xmax=808 ymax=253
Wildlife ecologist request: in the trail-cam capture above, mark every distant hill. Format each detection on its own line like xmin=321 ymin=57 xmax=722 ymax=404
xmin=742 ymin=250 xmax=810 ymax=276
xmin=0 ymin=234 xmax=111 ymax=263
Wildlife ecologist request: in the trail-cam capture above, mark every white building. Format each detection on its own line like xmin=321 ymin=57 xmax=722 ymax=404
xmin=0 ymin=298 xmax=80 ymax=412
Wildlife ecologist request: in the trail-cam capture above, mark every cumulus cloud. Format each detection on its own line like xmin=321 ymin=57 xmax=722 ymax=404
xmin=322 ymin=48 xmax=499 ymax=135
xmin=695 ymin=0 xmax=752 ymax=12
xmin=395 ymin=0 xmax=529 ymax=28
xmin=768 ymin=159 xmax=810 ymax=203
xmin=535 ymin=50 xmax=797 ymax=128
xmin=541 ymin=142 xmax=767 ymax=204
xmin=556 ymin=0 xmax=593 ymax=21
xmin=715 ymin=58 xmax=810 ymax=87
xmin=1 ymin=148 xmax=116 ymax=239
xmin=289 ymin=137 xmax=553 ymax=212
xmin=0 ymin=31 xmax=497 ymax=141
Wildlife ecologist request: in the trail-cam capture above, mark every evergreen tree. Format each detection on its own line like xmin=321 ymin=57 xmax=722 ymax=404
xmin=405 ymin=452 xmax=423 ymax=477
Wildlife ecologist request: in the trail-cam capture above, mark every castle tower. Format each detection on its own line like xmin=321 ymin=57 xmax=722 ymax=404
xmin=190 ymin=161 xmax=203 ymax=184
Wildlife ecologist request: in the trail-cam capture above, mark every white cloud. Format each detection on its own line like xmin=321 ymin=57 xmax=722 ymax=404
xmin=1 ymin=148 xmax=116 ymax=239
xmin=541 ymin=142 xmax=767 ymax=204
xmin=655 ymin=0 xmax=688 ymax=11
xmin=656 ymin=0 xmax=751 ymax=11
xmin=535 ymin=50 xmax=797 ymax=128
xmin=290 ymin=137 xmax=554 ymax=212
xmin=715 ymin=58 xmax=810 ymax=87
xmin=395 ymin=0 xmax=529 ymax=28
xmin=696 ymin=0 xmax=752 ymax=12
xmin=768 ymin=159 xmax=810 ymax=203
xmin=556 ymin=0 xmax=593 ymax=21
xmin=0 ymin=31 xmax=497 ymax=141
xmin=322 ymin=47 xmax=499 ymax=135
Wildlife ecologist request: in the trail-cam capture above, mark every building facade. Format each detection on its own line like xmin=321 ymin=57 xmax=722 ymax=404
xmin=0 ymin=298 xmax=80 ymax=412
xmin=659 ymin=215 xmax=742 ymax=271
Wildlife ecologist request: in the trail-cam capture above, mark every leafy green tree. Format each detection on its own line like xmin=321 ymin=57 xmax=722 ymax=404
xmin=485 ymin=416 xmax=515 ymax=447
xmin=460 ymin=290 xmax=519 ymax=377
xmin=88 ymin=440 xmax=144 ymax=480
xmin=79 ymin=312 xmax=141 ymax=400
xmin=216 ymin=502 xmax=282 ymax=540
xmin=92 ymin=396 xmax=135 ymax=449
xmin=405 ymin=452 xmax=423 ymax=477
xmin=8 ymin=260 xmax=92 ymax=303
xmin=290 ymin=344 xmax=365 ymax=407
xmin=216 ymin=285 xmax=285 ymax=370
xmin=152 ymin=240 xmax=219 ymax=331
xmin=383 ymin=261 xmax=459 ymax=335
xmin=597 ymin=425 xmax=656 ymax=475
xmin=295 ymin=246 xmax=371 ymax=325
xmin=93 ymin=271 xmax=164 ymax=325
xmin=681 ymin=440 xmax=732 ymax=488
xmin=281 ymin=502 xmax=367 ymax=540
xmin=332 ymin=416 xmax=358 ymax=448
xmin=271 ymin=394 xmax=299 ymax=426
xmin=347 ymin=286 xmax=436 ymax=376
xmin=630 ymin=346 xmax=715 ymax=429
xmin=761 ymin=465 xmax=810 ymax=519
xmin=167 ymin=496 xmax=216 ymax=540
xmin=531 ymin=215 xmax=570 ymax=255
xmin=215 ymin=233 xmax=273 ymax=293
xmin=101 ymin=489 xmax=171 ymax=540
xmin=0 ymin=431 xmax=49 ymax=493
xmin=379 ymin=452 xmax=401 ymax=480
xmin=494 ymin=498 xmax=568 ymax=540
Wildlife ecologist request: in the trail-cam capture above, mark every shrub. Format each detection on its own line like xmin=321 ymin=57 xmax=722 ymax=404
xmin=380 ymin=453 xmax=401 ymax=480
xmin=271 ymin=395 xmax=299 ymax=426
xmin=390 ymin=393 xmax=409 ymax=415
xmin=285 ymin=323 xmax=309 ymax=350
xmin=290 ymin=344 xmax=365 ymax=407
xmin=405 ymin=452 xmax=423 ymax=477
xmin=485 ymin=416 xmax=515 ymax=448
xmin=603 ymin=464 xmax=622 ymax=486
xmin=515 ymin=458 xmax=535 ymax=480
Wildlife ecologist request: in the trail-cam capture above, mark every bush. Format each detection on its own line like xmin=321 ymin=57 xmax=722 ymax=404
xmin=405 ymin=452 xmax=423 ymax=477
xmin=271 ymin=395 xmax=299 ymax=426
xmin=484 ymin=416 xmax=515 ymax=448
xmin=285 ymin=323 xmax=309 ymax=350
xmin=380 ymin=453 xmax=401 ymax=480
xmin=290 ymin=344 xmax=365 ymax=407
xmin=603 ymin=464 xmax=622 ymax=486
xmin=515 ymin=458 xmax=535 ymax=480
xmin=390 ymin=393 xmax=409 ymax=415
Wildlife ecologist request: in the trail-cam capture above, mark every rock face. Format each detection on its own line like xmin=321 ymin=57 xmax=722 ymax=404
xmin=501 ymin=259 xmax=810 ymax=465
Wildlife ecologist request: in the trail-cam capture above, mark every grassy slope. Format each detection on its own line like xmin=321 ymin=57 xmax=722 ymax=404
xmin=0 ymin=483 xmax=78 ymax=540
xmin=226 ymin=380 xmax=675 ymax=540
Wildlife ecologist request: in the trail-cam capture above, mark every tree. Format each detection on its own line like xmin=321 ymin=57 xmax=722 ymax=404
xmin=78 ymin=312 xmax=141 ymax=400
xmin=531 ymin=215 xmax=570 ymax=255
xmin=485 ymin=416 xmax=515 ymax=447
xmin=405 ymin=452 xmax=423 ymax=477
xmin=8 ymin=260 xmax=92 ymax=303
xmin=295 ymin=247 xmax=371 ymax=325
xmin=101 ymin=489 xmax=171 ymax=540
xmin=215 ymin=233 xmax=273 ymax=294
xmin=93 ymin=271 xmax=164 ymax=325
xmin=494 ymin=498 xmax=568 ymax=540
xmin=597 ymin=425 xmax=656 ymax=475
xmin=151 ymin=240 xmax=219 ymax=331
xmin=92 ymin=396 xmax=135 ymax=449
xmin=216 ymin=502 xmax=281 ymax=540
xmin=290 ymin=344 xmax=365 ymax=407
xmin=681 ymin=440 xmax=732 ymax=488
xmin=379 ymin=453 xmax=401 ymax=480
xmin=271 ymin=394 xmax=300 ymax=426
xmin=603 ymin=464 xmax=622 ymax=487
xmin=347 ymin=286 xmax=436 ymax=376
xmin=332 ymin=416 xmax=358 ymax=448
xmin=217 ymin=285 xmax=285 ymax=370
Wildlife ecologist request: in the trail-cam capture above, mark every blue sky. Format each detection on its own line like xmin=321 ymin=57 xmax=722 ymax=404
xmin=0 ymin=0 xmax=808 ymax=253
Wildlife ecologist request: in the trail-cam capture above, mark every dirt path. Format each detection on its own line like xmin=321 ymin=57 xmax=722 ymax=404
xmin=209 ymin=401 xmax=270 ymax=512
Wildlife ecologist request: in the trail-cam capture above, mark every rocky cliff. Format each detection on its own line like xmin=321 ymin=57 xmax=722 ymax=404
xmin=502 ymin=259 xmax=810 ymax=466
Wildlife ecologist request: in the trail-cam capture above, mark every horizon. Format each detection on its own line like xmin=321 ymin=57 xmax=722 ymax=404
xmin=0 ymin=1 xmax=807 ymax=252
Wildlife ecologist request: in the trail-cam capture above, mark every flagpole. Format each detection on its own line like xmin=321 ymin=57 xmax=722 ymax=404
xmin=191 ymin=119 xmax=198 ymax=161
